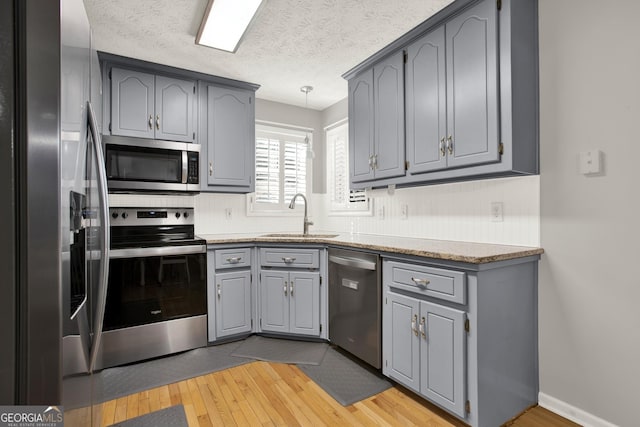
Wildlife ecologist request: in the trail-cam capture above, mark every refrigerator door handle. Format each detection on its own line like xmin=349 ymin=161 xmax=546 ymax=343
xmin=86 ymin=101 xmax=111 ymax=373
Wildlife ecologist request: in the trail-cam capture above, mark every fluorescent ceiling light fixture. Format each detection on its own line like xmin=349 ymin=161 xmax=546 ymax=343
xmin=196 ymin=0 xmax=264 ymax=53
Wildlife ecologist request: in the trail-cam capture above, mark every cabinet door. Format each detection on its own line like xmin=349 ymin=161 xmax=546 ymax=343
xmin=260 ymin=270 xmax=289 ymax=334
xmin=289 ymin=271 xmax=320 ymax=336
xmin=155 ymin=75 xmax=195 ymax=142
xmin=384 ymin=292 xmax=420 ymax=393
xmin=406 ymin=27 xmax=448 ymax=174
xmin=206 ymin=86 xmax=253 ymax=187
xmin=215 ymin=270 xmax=252 ymax=339
xmin=373 ymin=51 xmax=406 ymax=180
xmin=110 ymin=67 xmax=154 ymax=138
xmin=419 ymin=301 xmax=466 ymax=418
xmin=445 ymin=0 xmax=499 ymax=168
xmin=349 ymin=69 xmax=375 ymax=183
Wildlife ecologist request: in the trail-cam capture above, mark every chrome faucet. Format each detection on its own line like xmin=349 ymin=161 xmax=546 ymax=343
xmin=288 ymin=193 xmax=313 ymax=235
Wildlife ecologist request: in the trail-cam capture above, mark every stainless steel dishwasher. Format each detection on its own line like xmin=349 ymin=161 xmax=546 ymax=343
xmin=328 ymin=248 xmax=381 ymax=369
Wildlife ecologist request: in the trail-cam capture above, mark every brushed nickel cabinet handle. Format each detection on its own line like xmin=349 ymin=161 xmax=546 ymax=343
xmin=226 ymin=257 xmax=241 ymax=264
xmin=148 ymin=115 xmax=153 ymax=129
xmin=447 ymin=135 xmax=453 ymax=155
xmin=420 ymin=317 xmax=426 ymax=339
xmin=282 ymin=257 xmax=296 ymax=264
xmin=290 ymin=281 xmax=294 ymax=296
xmin=411 ymin=314 xmax=418 ymax=336
xmin=156 ymin=114 xmax=160 ymax=130
xmin=217 ymin=284 xmax=221 ymax=299
xmin=411 ymin=277 xmax=430 ymax=287
xmin=284 ymin=281 xmax=288 ymax=296
xmin=440 ymin=137 xmax=446 ymax=157
xmin=209 ymin=162 xmax=213 ymax=176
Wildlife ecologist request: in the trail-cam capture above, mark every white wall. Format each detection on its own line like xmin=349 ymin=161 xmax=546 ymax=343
xmin=538 ymin=0 xmax=640 ymax=425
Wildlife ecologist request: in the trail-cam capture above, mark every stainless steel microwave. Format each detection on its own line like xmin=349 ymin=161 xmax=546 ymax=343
xmin=104 ymin=136 xmax=200 ymax=193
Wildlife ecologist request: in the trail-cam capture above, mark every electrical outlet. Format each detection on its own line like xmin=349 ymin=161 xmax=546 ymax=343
xmin=491 ymin=202 xmax=503 ymax=222
xmin=225 ymin=208 xmax=232 ymax=220
xmin=377 ymin=205 xmax=385 ymax=220
xmin=400 ymin=204 xmax=408 ymax=220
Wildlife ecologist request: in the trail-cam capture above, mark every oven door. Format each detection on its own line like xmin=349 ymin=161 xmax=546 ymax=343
xmin=104 ymin=136 xmax=200 ymax=193
xmin=104 ymin=245 xmax=207 ymax=331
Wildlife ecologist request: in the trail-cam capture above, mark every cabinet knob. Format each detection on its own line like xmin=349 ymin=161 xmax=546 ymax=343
xmin=440 ymin=137 xmax=446 ymax=157
xmin=156 ymin=114 xmax=160 ymax=130
xmin=148 ymin=115 xmax=153 ymax=130
xmin=446 ymin=135 xmax=453 ymax=155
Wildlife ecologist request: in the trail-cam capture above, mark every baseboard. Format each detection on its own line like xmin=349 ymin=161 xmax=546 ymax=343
xmin=538 ymin=392 xmax=619 ymax=427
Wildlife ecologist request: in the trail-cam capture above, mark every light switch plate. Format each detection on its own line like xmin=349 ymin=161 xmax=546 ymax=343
xmin=579 ymin=150 xmax=602 ymax=175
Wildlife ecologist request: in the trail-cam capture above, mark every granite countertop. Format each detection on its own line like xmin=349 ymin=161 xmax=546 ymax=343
xmin=198 ymin=232 xmax=544 ymax=264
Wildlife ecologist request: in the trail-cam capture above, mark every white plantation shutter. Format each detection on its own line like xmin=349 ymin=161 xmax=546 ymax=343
xmin=252 ymin=124 xmax=310 ymax=211
xmin=327 ymin=121 xmax=369 ymax=213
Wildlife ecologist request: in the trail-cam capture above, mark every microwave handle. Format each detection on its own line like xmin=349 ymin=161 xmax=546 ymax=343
xmin=182 ymin=150 xmax=188 ymax=184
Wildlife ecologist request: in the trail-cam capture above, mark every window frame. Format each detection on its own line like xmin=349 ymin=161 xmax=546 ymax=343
xmin=247 ymin=121 xmax=312 ymax=216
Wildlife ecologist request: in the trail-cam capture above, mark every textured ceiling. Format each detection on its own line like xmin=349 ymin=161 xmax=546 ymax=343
xmin=83 ymin=0 xmax=454 ymax=110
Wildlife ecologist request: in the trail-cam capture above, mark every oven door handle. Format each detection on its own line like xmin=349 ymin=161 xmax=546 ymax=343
xmin=87 ymin=101 xmax=111 ymax=373
xmin=110 ymin=244 xmax=207 ymax=259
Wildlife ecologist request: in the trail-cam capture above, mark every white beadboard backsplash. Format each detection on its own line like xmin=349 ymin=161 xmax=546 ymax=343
xmin=108 ymin=175 xmax=540 ymax=247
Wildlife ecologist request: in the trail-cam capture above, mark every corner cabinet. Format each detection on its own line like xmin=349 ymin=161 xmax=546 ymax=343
xmin=258 ymin=247 xmax=324 ymax=338
xmin=199 ymin=83 xmax=255 ymax=193
xmin=345 ymin=0 xmax=538 ymax=189
xmin=382 ymin=255 xmax=539 ymax=427
xmin=108 ymin=67 xmax=196 ymax=142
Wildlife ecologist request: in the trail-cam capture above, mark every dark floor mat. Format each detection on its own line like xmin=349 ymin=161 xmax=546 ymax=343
xmin=107 ymin=405 xmax=187 ymax=427
xmin=231 ymin=335 xmax=329 ymax=365
xmin=299 ymin=347 xmax=392 ymax=406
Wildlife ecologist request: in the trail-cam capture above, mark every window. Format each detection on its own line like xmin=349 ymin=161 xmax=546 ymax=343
xmin=326 ymin=121 xmax=371 ymax=214
xmin=249 ymin=123 xmax=311 ymax=213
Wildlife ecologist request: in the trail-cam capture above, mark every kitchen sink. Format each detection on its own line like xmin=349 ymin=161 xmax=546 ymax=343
xmin=260 ymin=233 xmax=339 ymax=238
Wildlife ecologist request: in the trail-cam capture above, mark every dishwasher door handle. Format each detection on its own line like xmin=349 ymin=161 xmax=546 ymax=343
xmin=329 ymin=255 xmax=377 ymax=271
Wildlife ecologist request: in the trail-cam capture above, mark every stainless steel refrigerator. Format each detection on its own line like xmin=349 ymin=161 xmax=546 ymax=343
xmin=0 ymin=0 xmax=109 ymax=425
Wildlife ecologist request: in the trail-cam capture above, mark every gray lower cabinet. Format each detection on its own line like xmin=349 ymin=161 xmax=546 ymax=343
xmin=382 ymin=256 xmax=539 ymax=427
xmin=260 ymin=269 xmax=320 ymax=337
xmin=109 ymin=67 xmax=195 ymax=142
xmin=384 ymin=291 xmax=466 ymax=417
xmin=199 ymin=83 xmax=255 ymax=193
xmin=214 ymin=270 xmax=252 ymax=339
xmin=207 ymin=247 xmax=253 ymax=342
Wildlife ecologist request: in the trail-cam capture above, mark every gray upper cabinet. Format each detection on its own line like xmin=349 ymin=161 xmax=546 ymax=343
xmin=200 ymin=83 xmax=255 ymax=193
xmin=349 ymin=52 xmax=406 ymax=184
xmin=373 ymin=51 xmax=406 ymax=180
xmin=445 ymin=0 xmax=499 ymax=168
xmin=406 ymin=26 xmax=447 ymax=174
xmin=345 ymin=0 xmax=539 ymax=189
xmin=109 ymin=67 xmax=195 ymax=142
xmin=349 ymin=70 xmax=375 ymax=183
xmin=110 ymin=68 xmax=155 ymax=139
xmin=154 ymin=75 xmax=195 ymax=142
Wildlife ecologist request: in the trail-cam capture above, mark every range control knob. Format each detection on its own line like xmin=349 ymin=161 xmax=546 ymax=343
xmin=175 ymin=212 xmax=181 ymax=219
xmin=111 ymin=212 xmax=118 ymax=219
xmin=121 ymin=212 xmax=128 ymax=219
xmin=183 ymin=212 xmax=189 ymax=218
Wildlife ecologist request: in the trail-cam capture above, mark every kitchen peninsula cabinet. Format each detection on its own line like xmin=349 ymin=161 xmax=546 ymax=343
xmin=345 ymin=0 xmax=539 ymax=189
xmin=109 ymin=67 xmax=195 ymax=142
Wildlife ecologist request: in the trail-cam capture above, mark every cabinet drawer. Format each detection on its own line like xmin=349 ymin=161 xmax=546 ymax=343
xmin=386 ymin=261 xmax=466 ymax=304
xmin=215 ymin=248 xmax=251 ymax=270
xmin=259 ymin=248 xmax=319 ymax=269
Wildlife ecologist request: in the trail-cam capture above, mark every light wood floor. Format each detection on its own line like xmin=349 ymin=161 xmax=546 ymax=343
xmin=67 ymin=360 xmax=579 ymax=427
